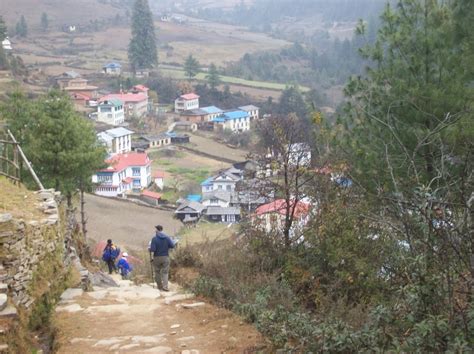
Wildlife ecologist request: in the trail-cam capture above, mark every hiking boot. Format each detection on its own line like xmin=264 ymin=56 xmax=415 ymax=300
xmin=161 ymin=288 xmax=170 ymax=292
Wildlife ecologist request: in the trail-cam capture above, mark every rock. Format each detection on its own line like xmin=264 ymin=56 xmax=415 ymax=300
xmin=221 ymin=325 xmax=228 ymax=329
xmin=93 ymin=337 xmax=127 ymax=347
xmin=60 ymin=288 xmax=84 ymax=301
xmin=119 ymin=344 xmax=140 ymax=350
xmin=0 ymin=306 xmax=17 ymax=319
xmin=181 ymin=350 xmax=200 ymax=354
xmin=0 ymin=284 xmax=8 ymax=294
xmin=0 ymin=214 xmax=12 ymax=223
xmin=0 ymin=344 xmax=8 ymax=351
xmin=0 ymin=294 xmax=7 ymax=312
xmin=89 ymin=272 xmax=119 ymax=288
xmin=164 ymin=294 xmax=194 ymax=305
xmin=55 ymin=304 xmax=83 ymax=313
xmin=182 ymin=302 xmax=206 ymax=309
xmin=170 ymin=331 xmax=177 ymax=335
xmin=143 ymin=346 xmax=173 ymax=353
xmin=177 ymin=336 xmax=195 ymax=342
xmin=170 ymin=324 xmax=181 ymax=329
xmin=131 ymin=334 xmax=166 ymax=344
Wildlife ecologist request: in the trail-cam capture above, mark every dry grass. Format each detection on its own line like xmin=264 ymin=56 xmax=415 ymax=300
xmin=178 ymin=222 xmax=237 ymax=245
xmin=0 ymin=177 xmax=44 ymax=220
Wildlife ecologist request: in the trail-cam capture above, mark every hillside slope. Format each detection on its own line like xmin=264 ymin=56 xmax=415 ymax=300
xmin=1 ymin=0 xmax=123 ymax=29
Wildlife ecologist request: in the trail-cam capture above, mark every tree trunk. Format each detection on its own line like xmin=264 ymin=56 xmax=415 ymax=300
xmin=80 ymin=181 xmax=87 ymax=240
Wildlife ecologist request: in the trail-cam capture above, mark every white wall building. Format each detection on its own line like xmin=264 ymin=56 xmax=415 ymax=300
xmin=212 ymin=110 xmax=251 ymax=133
xmin=174 ymin=93 xmax=200 ymax=113
xmin=92 ymin=152 xmax=152 ymax=197
xmin=238 ymin=105 xmax=260 ymax=120
xmin=97 ymin=99 xmax=125 ymax=126
xmin=97 ymin=127 xmax=134 ymax=155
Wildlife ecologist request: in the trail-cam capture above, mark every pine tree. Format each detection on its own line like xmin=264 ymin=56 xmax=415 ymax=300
xmin=40 ymin=12 xmax=49 ymax=32
xmin=15 ymin=15 xmax=28 ymax=37
xmin=184 ymin=54 xmax=200 ymax=79
xmin=0 ymin=16 xmax=7 ymax=40
xmin=206 ymin=63 xmax=221 ymax=90
xmin=128 ymin=0 xmax=158 ymax=73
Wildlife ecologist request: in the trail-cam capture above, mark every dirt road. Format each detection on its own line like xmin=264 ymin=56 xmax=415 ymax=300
xmin=83 ymin=194 xmax=182 ymax=251
xmin=54 ymin=276 xmax=266 ymax=353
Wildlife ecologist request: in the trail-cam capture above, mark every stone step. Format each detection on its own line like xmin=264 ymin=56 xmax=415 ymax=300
xmin=0 ymin=344 xmax=8 ymax=352
xmin=0 ymin=295 xmax=6 ymax=312
xmin=0 ymin=284 xmax=7 ymax=294
xmin=0 ymin=306 xmax=17 ymax=319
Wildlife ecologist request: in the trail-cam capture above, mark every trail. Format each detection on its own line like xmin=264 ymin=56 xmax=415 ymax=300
xmin=54 ymin=276 xmax=265 ymax=353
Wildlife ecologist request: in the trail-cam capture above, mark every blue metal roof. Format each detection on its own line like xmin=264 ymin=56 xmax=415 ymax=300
xmin=187 ymin=194 xmax=202 ymax=202
xmin=200 ymin=177 xmax=213 ymax=186
xmin=223 ymin=110 xmax=249 ymax=120
xmin=104 ymin=62 xmax=121 ymax=68
xmin=212 ymin=117 xmax=225 ymax=123
xmin=201 ymin=106 xmax=223 ymax=114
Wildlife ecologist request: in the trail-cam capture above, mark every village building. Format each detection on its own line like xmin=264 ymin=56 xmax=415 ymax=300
xmin=253 ymin=199 xmax=311 ymax=236
xmin=167 ymin=132 xmax=190 ymax=144
xmin=202 ymin=191 xmax=232 ymax=208
xmin=103 ymin=62 xmax=122 ymax=75
xmin=238 ymin=105 xmax=260 ymax=120
xmin=204 ymin=206 xmax=241 ymax=223
xmin=288 ymin=143 xmax=312 ymax=167
xmin=153 ymin=171 xmax=165 ymax=190
xmin=140 ymin=190 xmax=162 ymax=206
xmin=201 ymin=106 xmax=224 ymax=121
xmin=175 ymin=201 xmax=206 ymax=222
xmin=139 ymin=134 xmax=171 ymax=149
xmin=2 ymin=37 xmax=12 ymax=51
xmin=201 ymin=169 xmax=242 ymax=194
xmin=92 ymin=152 xmax=152 ymax=197
xmin=179 ymin=109 xmax=208 ymax=123
xmin=131 ymin=85 xmax=149 ymax=96
xmin=175 ymin=93 xmax=199 ymax=113
xmin=173 ymin=121 xmax=198 ymax=132
xmin=96 ymin=99 xmax=125 ymax=126
xmin=97 ymin=127 xmax=133 ymax=155
xmin=64 ymin=78 xmax=98 ymax=99
xmin=69 ymin=92 xmax=92 ymax=108
xmin=212 ymin=110 xmax=251 ymax=133
xmin=55 ymin=71 xmax=81 ymax=89
xmin=99 ymin=92 xmax=148 ymax=118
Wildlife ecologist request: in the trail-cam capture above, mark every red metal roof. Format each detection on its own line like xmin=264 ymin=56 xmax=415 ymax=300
xmin=153 ymin=170 xmax=165 ymax=178
xmin=133 ymin=85 xmax=149 ymax=92
xmin=102 ymin=153 xmax=151 ymax=172
xmin=255 ymin=199 xmax=310 ymax=218
xmin=180 ymin=93 xmax=199 ymax=100
xmin=100 ymin=92 xmax=147 ymax=103
xmin=70 ymin=92 xmax=91 ymax=100
xmin=141 ymin=190 xmax=162 ymax=200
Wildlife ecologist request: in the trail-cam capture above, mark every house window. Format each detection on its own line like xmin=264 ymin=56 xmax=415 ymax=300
xmin=98 ymin=175 xmax=112 ymax=183
xmin=226 ymin=185 xmax=231 ymax=191
xmin=210 ymin=198 xmax=219 ymax=205
xmin=132 ymin=168 xmax=140 ymax=176
xmin=218 ymin=185 xmax=223 ymax=190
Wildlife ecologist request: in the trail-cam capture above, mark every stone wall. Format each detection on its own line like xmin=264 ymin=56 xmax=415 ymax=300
xmin=0 ymin=189 xmax=63 ymax=311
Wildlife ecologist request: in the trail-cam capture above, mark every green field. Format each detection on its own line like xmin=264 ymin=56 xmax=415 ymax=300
xmin=159 ymin=67 xmax=310 ymax=92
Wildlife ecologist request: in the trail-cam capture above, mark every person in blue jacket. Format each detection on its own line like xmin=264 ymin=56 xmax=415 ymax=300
xmin=149 ymin=225 xmax=176 ymax=291
xmin=102 ymin=239 xmax=120 ymax=274
xmin=117 ymin=252 xmax=133 ymax=279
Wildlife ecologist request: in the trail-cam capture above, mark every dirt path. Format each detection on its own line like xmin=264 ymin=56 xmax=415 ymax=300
xmin=54 ymin=276 xmax=266 ymax=353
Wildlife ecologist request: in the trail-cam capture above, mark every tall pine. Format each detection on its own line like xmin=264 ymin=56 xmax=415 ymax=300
xmin=128 ymin=0 xmax=158 ymax=73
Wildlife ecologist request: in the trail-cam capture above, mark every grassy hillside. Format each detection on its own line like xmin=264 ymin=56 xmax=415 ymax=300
xmin=1 ymin=0 xmax=123 ymax=29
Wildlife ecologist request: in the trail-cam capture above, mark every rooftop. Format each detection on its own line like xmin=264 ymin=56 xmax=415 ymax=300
xmin=141 ymin=190 xmax=162 ymax=200
xmin=181 ymin=109 xmax=208 ymax=116
xmin=201 ymin=106 xmax=223 ymax=114
xmin=100 ymin=98 xmax=123 ymax=107
xmin=206 ymin=206 xmax=241 ymax=216
xmin=256 ymin=199 xmax=310 ymax=218
xmin=100 ymin=92 xmax=148 ymax=103
xmin=179 ymin=93 xmax=200 ymax=100
xmin=102 ymin=152 xmax=151 ymax=172
xmin=104 ymin=62 xmax=122 ymax=69
xmin=132 ymin=85 xmax=149 ymax=92
xmin=104 ymin=127 xmax=134 ymax=138
xmin=238 ymin=105 xmax=259 ymax=111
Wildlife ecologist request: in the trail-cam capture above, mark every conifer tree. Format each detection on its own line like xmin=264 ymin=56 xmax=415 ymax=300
xmin=0 ymin=16 xmax=7 ymax=40
xmin=206 ymin=63 xmax=221 ymax=90
xmin=15 ymin=15 xmax=28 ymax=37
xmin=184 ymin=54 xmax=200 ymax=79
xmin=128 ymin=0 xmax=158 ymax=73
xmin=40 ymin=12 xmax=49 ymax=32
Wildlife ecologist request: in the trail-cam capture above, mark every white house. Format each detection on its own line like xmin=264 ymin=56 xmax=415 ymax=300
xmin=97 ymin=99 xmax=125 ymax=126
xmin=100 ymin=92 xmax=148 ymax=118
xmin=212 ymin=110 xmax=251 ymax=133
xmin=201 ymin=169 xmax=242 ymax=194
xmin=200 ymin=106 xmax=224 ymax=121
xmin=153 ymin=171 xmax=165 ymax=190
xmin=238 ymin=105 xmax=259 ymax=120
xmin=253 ymin=199 xmax=311 ymax=236
xmin=2 ymin=37 xmax=12 ymax=51
xmin=103 ymin=62 xmax=122 ymax=75
xmin=92 ymin=152 xmax=152 ymax=197
xmin=175 ymin=93 xmax=199 ymax=113
xmin=202 ymin=191 xmax=232 ymax=208
xmin=97 ymin=127 xmax=134 ymax=155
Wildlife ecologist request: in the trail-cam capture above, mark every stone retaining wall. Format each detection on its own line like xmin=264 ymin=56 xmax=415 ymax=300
xmin=0 ymin=189 xmax=63 ymax=311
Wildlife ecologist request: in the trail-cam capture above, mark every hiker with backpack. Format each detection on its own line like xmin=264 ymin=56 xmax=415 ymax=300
xmin=149 ymin=225 xmax=177 ymax=291
xmin=102 ymin=239 xmax=120 ymax=274
xmin=117 ymin=252 xmax=133 ymax=279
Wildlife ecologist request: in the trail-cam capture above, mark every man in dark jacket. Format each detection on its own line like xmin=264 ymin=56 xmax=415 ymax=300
xmin=149 ymin=225 xmax=176 ymax=291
